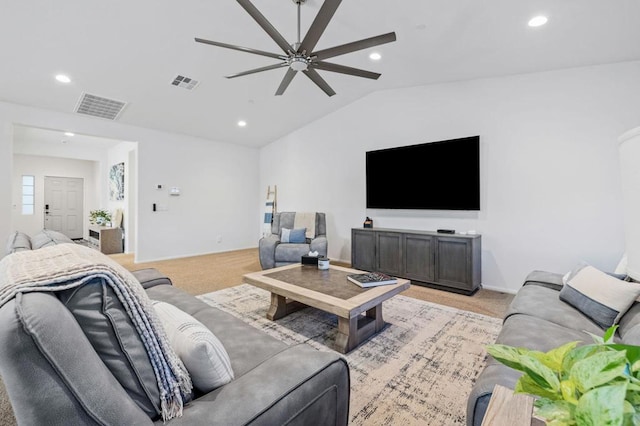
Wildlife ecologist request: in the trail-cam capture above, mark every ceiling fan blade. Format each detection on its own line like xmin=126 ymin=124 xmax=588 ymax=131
xmin=195 ymin=38 xmax=285 ymax=60
xmin=226 ymin=63 xmax=289 ymax=79
xmin=312 ymin=32 xmax=397 ymax=61
xmin=275 ymin=68 xmax=297 ymax=96
xmin=312 ymin=61 xmax=381 ymax=79
xmin=236 ymin=0 xmax=293 ymax=54
xmin=299 ymin=0 xmax=342 ymax=54
xmin=302 ymin=68 xmax=336 ymax=97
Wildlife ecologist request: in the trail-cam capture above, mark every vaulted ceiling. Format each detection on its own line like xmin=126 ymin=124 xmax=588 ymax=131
xmin=1 ymin=0 xmax=639 ymax=148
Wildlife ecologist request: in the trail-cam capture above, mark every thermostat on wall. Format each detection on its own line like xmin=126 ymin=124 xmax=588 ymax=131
xmin=169 ymin=187 xmax=181 ymax=196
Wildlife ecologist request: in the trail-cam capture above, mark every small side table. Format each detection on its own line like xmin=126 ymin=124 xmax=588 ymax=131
xmin=88 ymin=225 xmax=123 ymax=255
xmin=481 ymin=385 xmax=545 ymax=426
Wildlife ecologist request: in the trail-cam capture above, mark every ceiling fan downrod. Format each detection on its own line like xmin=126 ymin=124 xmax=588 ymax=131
xmin=293 ymin=0 xmax=305 ymax=52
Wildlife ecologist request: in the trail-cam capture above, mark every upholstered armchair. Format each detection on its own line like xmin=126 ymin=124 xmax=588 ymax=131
xmin=259 ymin=212 xmax=327 ymax=269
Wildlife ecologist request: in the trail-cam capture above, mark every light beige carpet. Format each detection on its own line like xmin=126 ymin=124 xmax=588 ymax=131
xmin=199 ymin=284 xmax=503 ymax=425
xmin=110 ymin=249 xmax=514 ymax=319
xmin=0 ymin=376 xmax=13 ymax=426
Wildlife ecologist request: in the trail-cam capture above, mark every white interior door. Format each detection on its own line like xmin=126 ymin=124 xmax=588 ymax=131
xmin=44 ymin=176 xmax=84 ymax=239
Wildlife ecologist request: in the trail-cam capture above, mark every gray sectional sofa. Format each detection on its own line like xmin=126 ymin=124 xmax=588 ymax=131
xmin=0 ymin=231 xmax=350 ymax=425
xmin=467 ymin=270 xmax=640 ymax=425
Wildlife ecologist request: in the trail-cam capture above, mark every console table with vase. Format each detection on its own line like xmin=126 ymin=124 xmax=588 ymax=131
xmin=351 ymin=227 xmax=481 ymax=295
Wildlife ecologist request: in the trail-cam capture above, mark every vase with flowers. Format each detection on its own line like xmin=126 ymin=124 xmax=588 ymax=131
xmin=89 ymin=209 xmax=112 ymax=226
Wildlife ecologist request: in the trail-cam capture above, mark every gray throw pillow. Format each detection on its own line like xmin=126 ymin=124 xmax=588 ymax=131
xmin=152 ymin=301 xmax=234 ymax=392
xmin=559 ymin=265 xmax=640 ymax=329
xmin=5 ymin=231 xmax=32 ymax=254
xmin=58 ymin=277 xmax=162 ymax=419
xmin=32 ymin=229 xmax=73 ymax=249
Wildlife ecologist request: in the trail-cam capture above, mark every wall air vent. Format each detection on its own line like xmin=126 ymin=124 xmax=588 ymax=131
xmin=74 ymin=93 xmax=127 ymax=120
xmin=171 ymin=75 xmax=199 ymax=90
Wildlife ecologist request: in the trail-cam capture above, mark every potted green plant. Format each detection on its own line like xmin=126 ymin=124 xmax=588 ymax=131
xmin=89 ymin=209 xmax=112 ymax=226
xmin=486 ymin=326 xmax=640 ymax=425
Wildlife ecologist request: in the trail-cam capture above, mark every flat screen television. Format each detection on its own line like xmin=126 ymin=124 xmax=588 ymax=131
xmin=366 ymin=136 xmax=480 ymax=210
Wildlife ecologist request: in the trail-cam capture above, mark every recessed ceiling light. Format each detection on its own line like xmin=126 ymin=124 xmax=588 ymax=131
xmin=64 ymin=132 xmax=75 ymax=137
xmin=369 ymin=52 xmax=382 ymax=61
xmin=528 ymin=16 xmax=548 ymax=27
xmin=237 ymin=120 xmax=247 ymax=127
xmin=55 ymin=74 xmax=71 ymax=83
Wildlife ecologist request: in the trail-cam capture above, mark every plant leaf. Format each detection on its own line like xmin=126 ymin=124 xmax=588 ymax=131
xmin=534 ymin=398 xmax=575 ymax=424
xmin=520 ymin=355 xmax=561 ymax=392
xmin=486 ymin=344 xmax=531 ymax=372
xmin=608 ymin=344 xmax=640 ymax=368
xmin=575 ymin=384 xmax=627 ymax=426
xmin=570 ymin=350 xmax=628 ymax=393
xmin=487 ymin=344 xmax=560 ymax=392
xmin=531 ymin=341 xmax=580 ymax=373
xmin=604 ymin=325 xmax=619 ymax=344
xmin=560 ymin=379 xmax=579 ymax=405
xmin=562 ymin=344 xmax=605 ymax=375
xmin=516 ymin=374 xmax=561 ymax=401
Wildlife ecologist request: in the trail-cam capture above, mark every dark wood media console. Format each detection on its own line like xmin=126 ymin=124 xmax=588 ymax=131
xmin=351 ymin=227 xmax=481 ymax=295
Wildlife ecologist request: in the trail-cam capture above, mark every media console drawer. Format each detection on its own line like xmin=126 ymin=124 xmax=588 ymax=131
xmin=351 ymin=227 xmax=481 ymax=295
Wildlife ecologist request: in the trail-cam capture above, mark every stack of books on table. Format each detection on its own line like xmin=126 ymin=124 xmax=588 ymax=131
xmin=347 ymin=272 xmax=398 ymax=288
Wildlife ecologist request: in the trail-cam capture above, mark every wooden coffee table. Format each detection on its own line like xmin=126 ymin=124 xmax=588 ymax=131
xmin=243 ymin=263 xmax=410 ymax=353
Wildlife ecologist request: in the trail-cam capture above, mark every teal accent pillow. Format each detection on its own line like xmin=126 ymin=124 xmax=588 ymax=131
xmin=281 ymin=227 xmax=306 ymax=244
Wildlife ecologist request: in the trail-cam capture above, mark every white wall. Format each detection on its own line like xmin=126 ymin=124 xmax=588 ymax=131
xmin=619 ymin=126 xmax=640 ymax=281
xmin=107 ymin=141 xmax=137 ymax=253
xmin=0 ymin=123 xmax=13 ymax=249
xmin=260 ymin=61 xmax=640 ymax=293
xmin=11 ymin=154 xmax=99 ymax=238
xmin=0 ymin=101 xmax=261 ymax=262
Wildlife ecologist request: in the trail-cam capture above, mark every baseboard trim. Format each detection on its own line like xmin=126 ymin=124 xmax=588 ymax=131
xmin=480 ymin=284 xmax=518 ymax=295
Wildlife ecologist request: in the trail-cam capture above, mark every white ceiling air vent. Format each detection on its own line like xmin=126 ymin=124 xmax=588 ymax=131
xmin=171 ymin=75 xmax=199 ymax=90
xmin=74 ymin=93 xmax=127 ymax=120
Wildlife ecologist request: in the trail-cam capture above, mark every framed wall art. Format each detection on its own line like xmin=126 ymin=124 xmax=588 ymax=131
xmin=109 ymin=162 xmax=125 ymax=201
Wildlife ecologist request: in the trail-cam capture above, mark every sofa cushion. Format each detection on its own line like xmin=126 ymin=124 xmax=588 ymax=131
xmin=281 ymin=227 xmax=306 ymax=244
xmin=5 ymin=231 xmax=31 ymax=254
xmin=132 ymin=268 xmax=173 ymax=289
xmin=152 ymin=301 xmax=234 ymax=393
xmin=145 ymin=284 xmax=289 ymax=378
xmin=559 ymin=265 xmax=640 ymax=329
xmin=506 ymin=284 xmax=604 ymax=336
xmin=31 ymin=229 xmax=74 ymax=249
xmin=467 ymin=313 xmax=595 ymax=426
xmin=58 ymin=277 xmax=162 ymax=419
xmin=275 ymin=243 xmax=311 ymax=263
xmin=522 ymin=270 xmax=564 ymax=291
xmin=0 ymin=292 xmax=152 ymax=425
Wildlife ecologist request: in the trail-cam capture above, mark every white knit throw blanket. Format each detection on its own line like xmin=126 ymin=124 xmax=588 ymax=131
xmin=0 ymin=243 xmax=192 ymax=422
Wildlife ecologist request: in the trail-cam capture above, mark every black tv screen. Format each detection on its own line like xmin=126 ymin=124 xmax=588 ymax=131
xmin=366 ymin=136 xmax=480 ymax=210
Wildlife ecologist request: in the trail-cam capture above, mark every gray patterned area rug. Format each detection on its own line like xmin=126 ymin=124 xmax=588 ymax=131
xmin=198 ymin=284 xmax=503 ymax=426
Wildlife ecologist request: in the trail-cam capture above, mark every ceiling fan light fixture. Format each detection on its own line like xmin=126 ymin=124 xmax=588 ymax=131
xmin=369 ymin=52 xmax=382 ymax=61
xmin=288 ymin=56 xmax=309 ymax=72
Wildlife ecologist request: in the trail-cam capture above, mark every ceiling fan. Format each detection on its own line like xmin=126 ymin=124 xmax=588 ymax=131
xmin=195 ymin=0 xmax=396 ymax=97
